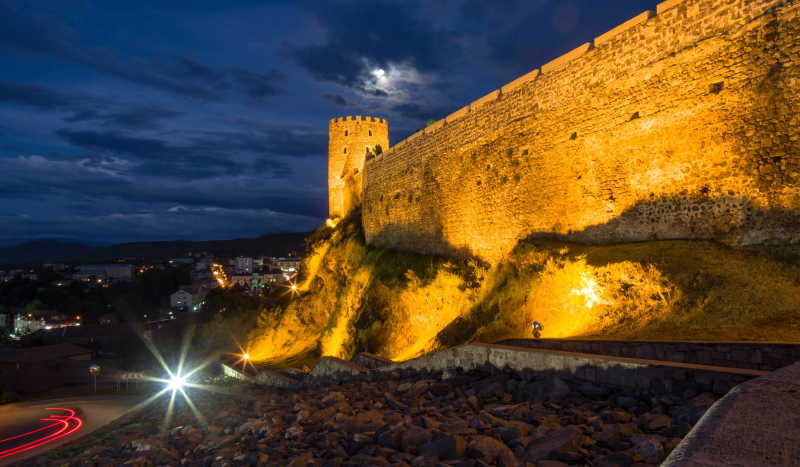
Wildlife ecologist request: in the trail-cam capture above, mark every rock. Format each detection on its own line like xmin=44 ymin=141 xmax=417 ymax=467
xmin=642 ymin=413 xmax=672 ymax=431
xmin=419 ymin=434 xmax=466 ymax=460
xmin=548 ymin=377 xmax=571 ymax=402
xmin=578 ymin=382 xmax=610 ymax=398
xmin=400 ymin=425 xmax=433 ymax=454
xmin=601 ymin=409 xmax=633 ymax=423
xmin=287 ymin=451 xmax=314 ymax=467
xmin=536 ymin=461 xmax=569 ymax=467
xmin=285 ymin=424 xmax=303 ymax=439
xmin=525 ymin=427 xmax=582 ymax=461
xmin=467 ymin=435 xmax=518 ymax=466
xmin=615 ymin=395 xmax=638 ymax=408
xmin=322 ymin=391 xmax=346 ymax=403
xmin=467 ymin=395 xmax=480 ymax=411
xmin=595 ymin=452 xmax=635 ymax=467
xmin=346 ymin=410 xmax=385 ymax=432
xmin=631 ymin=434 xmax=665 ymax=463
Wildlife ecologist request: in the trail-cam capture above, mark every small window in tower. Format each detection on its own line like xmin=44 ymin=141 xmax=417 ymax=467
xmin=344 ymin=130 xmax=348 ymax=136
xmin=369 ymin=130 xmax=372 ymax=136
xmin=343 ymin=148 xmax=347 ymax=154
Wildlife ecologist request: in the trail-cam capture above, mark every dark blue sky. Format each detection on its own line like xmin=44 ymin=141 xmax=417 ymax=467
xmin=0 ymin=0 xmax=653 ymax=244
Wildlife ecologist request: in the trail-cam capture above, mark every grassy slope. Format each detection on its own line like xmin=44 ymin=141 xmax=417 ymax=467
xmin=247 ymin=215 xmax=800 ymax=366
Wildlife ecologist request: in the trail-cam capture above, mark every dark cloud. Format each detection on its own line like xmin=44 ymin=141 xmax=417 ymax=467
xmin=0 ymin=2 xmax=287 ymax=102
xmin=0 ymin=80 xmax=182 ymax=130
xmin=323 ymin=94 xmax=353 ymax=107
xmin=65 ymin=106 xmax=184 ymax=130
xmin=0 ymin=80 xmax=75 ymax=110
xmin=55 ymin=123 xmax=325 ymax=179
xmin=391 ymin=103 xmax=451 ymax=122
xmin=286 ymin=0 xmax=442 ymax=89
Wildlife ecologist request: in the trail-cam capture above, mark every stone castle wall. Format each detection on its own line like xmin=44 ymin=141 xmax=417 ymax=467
xmin=361 ymin=0 xmax=800 ymax=262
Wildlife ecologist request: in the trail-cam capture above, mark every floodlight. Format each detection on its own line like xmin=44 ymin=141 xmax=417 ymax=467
xmin=166 ymin=374 xmax=185 ymax=391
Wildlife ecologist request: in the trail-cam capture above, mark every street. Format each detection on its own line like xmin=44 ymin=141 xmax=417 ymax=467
xmin=0 ymin=395 xmax=142 ymax=466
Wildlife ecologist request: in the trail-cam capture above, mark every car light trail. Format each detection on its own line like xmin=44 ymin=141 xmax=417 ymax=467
xmin=0 ymin=408 xmax=83 ymax=459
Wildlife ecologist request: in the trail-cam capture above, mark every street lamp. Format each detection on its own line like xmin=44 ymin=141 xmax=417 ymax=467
xmin=88 ymin=364 xmax=101 ymax=393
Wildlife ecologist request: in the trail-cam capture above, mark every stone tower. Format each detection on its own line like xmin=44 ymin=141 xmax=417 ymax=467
xmin=328 ymin=116 xmax=389 ymax=218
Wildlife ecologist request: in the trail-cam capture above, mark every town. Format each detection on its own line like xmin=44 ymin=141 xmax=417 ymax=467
xmin=0 ymin=250 xmax=300 ymax=399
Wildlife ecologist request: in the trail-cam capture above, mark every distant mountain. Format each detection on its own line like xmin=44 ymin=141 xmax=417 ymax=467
xmin=0 ymin=240 xmax=97 ymax=264
xmin=0 ymin=232 xmax=310 ymax=265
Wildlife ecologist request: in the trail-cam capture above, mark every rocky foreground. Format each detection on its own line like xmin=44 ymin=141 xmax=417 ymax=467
xmin=30 ymin=366 xmax=718 ymax=466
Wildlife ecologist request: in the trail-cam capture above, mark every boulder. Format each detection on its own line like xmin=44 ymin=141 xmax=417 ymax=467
xmin=419 ymin=434 xmax=466 ymax=460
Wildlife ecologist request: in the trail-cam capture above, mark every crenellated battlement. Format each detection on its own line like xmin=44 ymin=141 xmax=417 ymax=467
xmin=330 ymin=115 xmax=387 ymax=124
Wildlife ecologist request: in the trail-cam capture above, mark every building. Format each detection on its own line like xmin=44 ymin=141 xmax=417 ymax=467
xmin=0 ymin=343 xmax=93 ymax=393
xmin=235 ymin=256 xmax=253 ymax=274
xmin=170 ymin=286 xmax=208 ymax=311
xmin=74 ymin=264 xmax=134 ymax=282
xmin=263 ymin=268 xmax=287 ymax=284
xmin=273 ymin=258 xmax=300 ymax=274
xmin=228 ymin=274 xmax=251 ymax=288
xmin=328 ymin=116 xmax=389 ymax=218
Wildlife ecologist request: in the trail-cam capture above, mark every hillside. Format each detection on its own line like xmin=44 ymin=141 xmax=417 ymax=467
xmin=0 ymin=233 xmax=309 ymax=264
xmin=246 ymin=214 xmax=800 ymax=365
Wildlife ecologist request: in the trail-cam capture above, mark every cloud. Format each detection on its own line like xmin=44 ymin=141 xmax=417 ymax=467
xmin=54 ymin=124 xmax=326 ymax=180
xmin=391 ymin=102 xmax=452 ymax=122
xmin=0 ymin=80 xmax=76 ymax=110
xmin=0 ymin=205 xmax=320 ymax=244
xmin=323 ymin=94 xmax=353 ymax=107
xmin=0 ymin=2 xmax=287 ymax=102
xmin=0 ymin=80 xmax=183 ymax=130
xmin=0 ymin=154 xmax=326 ymax=219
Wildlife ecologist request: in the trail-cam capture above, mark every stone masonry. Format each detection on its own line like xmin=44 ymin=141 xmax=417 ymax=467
xmin=343 ymin=0 xmax=800 ymax=262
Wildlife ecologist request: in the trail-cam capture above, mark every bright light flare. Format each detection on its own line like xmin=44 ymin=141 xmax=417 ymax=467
xmin=242 ymin=353 xmax=250 ymax=360
xmin=166 ymin=374 xmax=186 ymax=391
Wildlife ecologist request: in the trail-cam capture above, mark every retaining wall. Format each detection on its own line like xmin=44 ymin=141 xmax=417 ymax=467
xmin=499 ymin=339 xmax=800 ymax=371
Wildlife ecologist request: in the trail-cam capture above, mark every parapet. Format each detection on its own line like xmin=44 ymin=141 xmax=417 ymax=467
xmin=330 ymin=115 xmax=387 ymax=124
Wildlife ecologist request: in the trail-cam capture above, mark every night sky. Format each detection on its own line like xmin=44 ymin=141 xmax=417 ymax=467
xmin=0 ymin=0 xmax=654 ymax=245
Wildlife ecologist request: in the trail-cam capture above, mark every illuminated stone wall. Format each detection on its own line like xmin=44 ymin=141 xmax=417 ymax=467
xmin=361 ymin=0 xmax=800 ymax=262
xmin=328 ymin=116 xmax=389 ymax=218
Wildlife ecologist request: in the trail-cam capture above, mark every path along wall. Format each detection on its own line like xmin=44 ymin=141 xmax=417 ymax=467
xmin=363 ymin=0 xmax=800 ymax=263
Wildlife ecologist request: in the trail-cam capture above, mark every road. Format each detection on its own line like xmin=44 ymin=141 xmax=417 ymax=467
xmin=0 ymin=395 xmax=142 ymax=466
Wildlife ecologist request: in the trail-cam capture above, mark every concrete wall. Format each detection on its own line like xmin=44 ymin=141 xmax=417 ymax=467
xmin=375 ymin=343 xmax=763 ymax=395
xmin=362 ymin=0 xmax=800 ymax=262
xmin=499 ymin=339 xmax=800 ymax=371
xmin=663 ymin=361 xmax=800 ymax=466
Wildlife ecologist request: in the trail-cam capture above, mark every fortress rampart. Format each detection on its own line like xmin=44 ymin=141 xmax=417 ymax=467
xmin=343 ymin=0 xmax=800 ymax=262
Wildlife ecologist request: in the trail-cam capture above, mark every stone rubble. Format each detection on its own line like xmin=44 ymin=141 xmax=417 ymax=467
xmin=27 ymin=365 xmax=720 ymax=466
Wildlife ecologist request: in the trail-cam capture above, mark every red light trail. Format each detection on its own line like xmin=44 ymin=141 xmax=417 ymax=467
xmin=0 ymin=408 xmax=83 ymax=459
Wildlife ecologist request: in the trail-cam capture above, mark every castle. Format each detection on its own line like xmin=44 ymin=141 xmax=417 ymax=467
xmin=329 ymin=0 xmax=800 ymax=263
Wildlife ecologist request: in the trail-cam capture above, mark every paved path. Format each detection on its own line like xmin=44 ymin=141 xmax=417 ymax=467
xmin=0 ymin=395 xmax=142 ymax=466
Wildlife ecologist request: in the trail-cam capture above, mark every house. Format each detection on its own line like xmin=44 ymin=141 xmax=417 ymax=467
xmin=170 ymin=286 xmax=208 ymax=311
xmin=74 ymin=264 xmax=134 ymax=282
xmin=0 ymin=343 xmax=93 ymax=393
